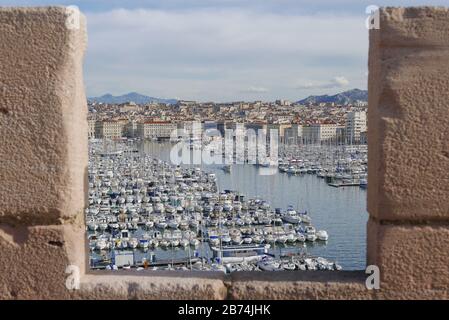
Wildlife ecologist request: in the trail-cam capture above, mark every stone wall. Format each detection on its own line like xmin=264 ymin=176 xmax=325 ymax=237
xmin=0 ymin=6 xmax=448 ymax=299
xmin=367 ymin=6 xmax=449 ymax=299
xmin=0 ymin=6 xmax=87 ymax=299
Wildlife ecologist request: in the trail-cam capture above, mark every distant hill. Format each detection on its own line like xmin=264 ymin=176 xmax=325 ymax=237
xmin=88 ymin=92 xmax=177 ymax=105
xmin=297 ymin=89 xmax=368 ymax=105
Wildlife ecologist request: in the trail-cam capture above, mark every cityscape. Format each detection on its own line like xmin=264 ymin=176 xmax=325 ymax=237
xmin=88 ymin=89 xmax=368 ymax=145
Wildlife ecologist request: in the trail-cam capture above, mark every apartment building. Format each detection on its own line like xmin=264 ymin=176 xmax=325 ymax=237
xmin=124 ymin=120 xmax=138 ymax=138
xmin=137 ymin=121 xmax=177 ymax=139
xmin=302 ymin=122 xmax=338 ymax=144
xmin=95 ymin=120 xmax=126 ymax=139
xmin=119 ymin=102 xmax=139 ymax=113
xmin=284 ymin=124 xmax=302 ymax=145
xmin=244 ymin=122 xmax=267 ymax=135
xmin=182 ymin=121 xmax=203 ymax=138
xmin=346 ymin=110 xmax=367 ymax=143
xmin=88 ymin=119 xmax=96 ymax=139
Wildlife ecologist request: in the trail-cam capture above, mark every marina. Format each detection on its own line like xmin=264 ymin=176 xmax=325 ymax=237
xmin=87 ymin=139 xmax=367 ymax=272
xmin=277 ymin=144 xmax=368 ymax=188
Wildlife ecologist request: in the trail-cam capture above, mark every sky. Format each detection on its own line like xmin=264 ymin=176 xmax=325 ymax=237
xmin=1 ymin=1 xmax=448 ymax=102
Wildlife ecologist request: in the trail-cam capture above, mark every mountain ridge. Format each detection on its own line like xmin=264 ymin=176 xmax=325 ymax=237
xmin=88 ymin=89 xmax=368 ymax=105
xmin=297 ymin=88 xmax=368 ymax=105
xmin=88 ymin=92 xmax=177 ymax=105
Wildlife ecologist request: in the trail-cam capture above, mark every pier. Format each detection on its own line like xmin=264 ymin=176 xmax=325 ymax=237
xmin=328 ymin=181 xmax=361 ymax=187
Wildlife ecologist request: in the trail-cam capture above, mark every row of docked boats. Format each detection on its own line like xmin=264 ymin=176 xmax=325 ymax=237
xmin=277 ymin=144 xmax=367 ymax=188
xmin=87 ymin=140 xmax=334 ymax=271
xmin=101 ymin=256 xmax=342 ymax=273
xmin=87 ymin=210 xmax=328 ymax=252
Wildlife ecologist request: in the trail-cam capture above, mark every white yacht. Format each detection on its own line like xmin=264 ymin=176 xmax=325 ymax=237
xmin=145 ymin=221 xmax=154 ymax=229
xmin=231 ymin=235 xmax=243 ymax=245
xmin=317 ymin=230 xmax=329 ymax=241
xmin=138 ymin=238 xmax=150 ymax=249
xmin=211 ymin=244 xmax=271 ymax=264
xmin=179 ymin=239 xmax=190 ymax=248
xmin=286 ymin=233 xmax=297 ymax=243
xmin=189 ymin=238 xmax=200 ymax=247
xmin=296 ymin=233 xmax=306 ymax=242
xmin=95 ymin=239 xmax=108 ymax=251
xmin=305 ymin=226 xmax=317 ymax=242
xmin=155 ymin=221 xmax=168 ymax=229
xmin=221 ymin=235 xmax=232 ymax=244
xmin=128 ymin=238 xmax=139 ymax=249
xmin=282 ymin=208 xmax=302 ymax=224
xmin=299 ymin=213 xmax=312 ymax=224
xmin=168 ymin=220 xmax=179 ymax=229
xmin=257 ymin=258 xmax=281 ymax=271
xmin=275 ymin=235 xmax=288 ymax=244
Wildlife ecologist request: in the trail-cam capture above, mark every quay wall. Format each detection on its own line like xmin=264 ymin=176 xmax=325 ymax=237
xmin=0 ymin=6 xmax=448 ymax=299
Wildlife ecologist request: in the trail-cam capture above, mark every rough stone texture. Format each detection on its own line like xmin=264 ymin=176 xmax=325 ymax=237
xmin=0 ymin=223 xmax=227 ymax=300
xmin=368 ymin=7 xmax=449 ymax=221
xmin=0 ymin=224 xmax=85 ymax=299
xmin=367 ymin=219 xmax=449 ymax=299
xmin=0 ymin=7 xmax=88 ymax=226
xmin=378 ymin=7 xmax=449 ymax=47
xmin=2 ymin=6 xmax=449 ymax=300
xmin=228 ymin=272 xmax=373 ymax=300
xmin=79 ymin=273 xmax=227 ymax=300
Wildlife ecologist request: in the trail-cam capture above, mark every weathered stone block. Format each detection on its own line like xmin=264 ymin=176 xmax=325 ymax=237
xmin=367 ymin=219 xmax=449 ymax=298
xmin=228 ymin=272 xmax=372 ymax=300
xmin=0 ymin=223 xmax=227 ymax=300
xmin=379 ymin=7 xmax=449 ymax=47
xmin=368 ymin=7 xmax=449 ymax=220
xmin=0 ymin=224 xmax=85 ymax=299
xmin=0 ymin=7 xmax=88 ymax=225
xmin=79 ymin=273 xmax=227 ymax=300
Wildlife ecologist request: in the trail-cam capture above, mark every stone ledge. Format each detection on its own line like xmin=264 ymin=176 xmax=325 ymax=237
xmin=76 ymin=271 xmax=373 ymax=300
xmin=79 ymin=273 xmax=227 ymax=300
xmin=227 ymin=271 xmax=372 ymax=300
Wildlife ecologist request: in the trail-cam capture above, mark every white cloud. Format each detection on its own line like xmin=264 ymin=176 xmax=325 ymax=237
xmin=333 ymin=76 xmax=349 ymax=87
xmin=240 ymin=86 xmax=269 ymax=93
xmin=84 ymin=8 xmax=368 ymax=101
xmin=295 ymin=76 xmax=350 ymax=90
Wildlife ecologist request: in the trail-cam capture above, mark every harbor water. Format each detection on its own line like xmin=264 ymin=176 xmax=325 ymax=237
xmin=133 ymin=140 xmax=368 ymax=270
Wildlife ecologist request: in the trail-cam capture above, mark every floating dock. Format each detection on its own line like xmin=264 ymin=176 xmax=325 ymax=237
xmin=91 ymin=257 xmax=201 ymax=270
xmin=328 ymin=182 xmax=361 ymax=187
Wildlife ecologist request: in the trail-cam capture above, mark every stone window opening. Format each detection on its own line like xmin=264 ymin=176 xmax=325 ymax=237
xmin=0 ymin=6 xmax=448 ymax=300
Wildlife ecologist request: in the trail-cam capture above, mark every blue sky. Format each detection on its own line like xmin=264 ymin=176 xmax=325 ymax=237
xmin=1 ymin=1 xmax=448 ymax=101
